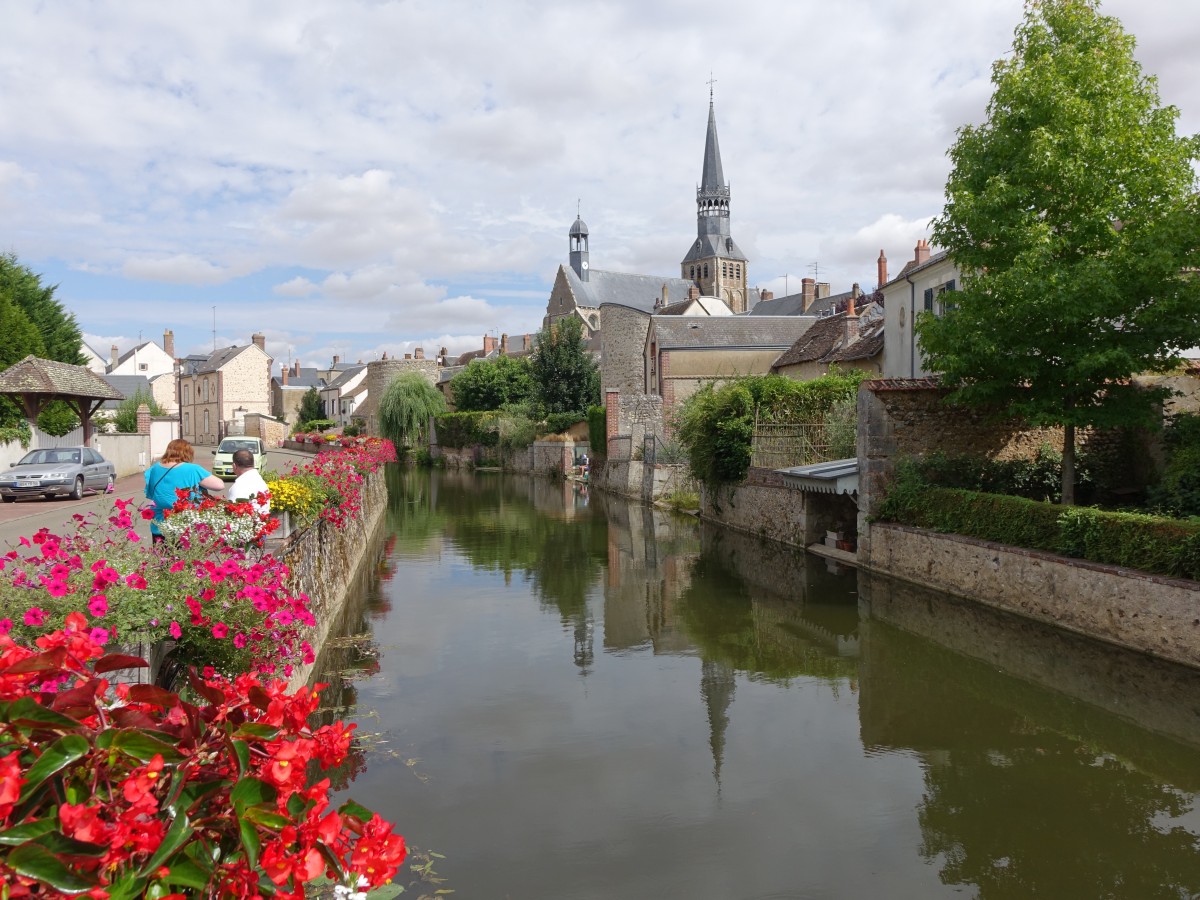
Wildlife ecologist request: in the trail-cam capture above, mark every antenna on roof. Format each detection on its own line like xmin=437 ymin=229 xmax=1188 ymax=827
xmin=809 ymin=261 xmax=822 ymax=282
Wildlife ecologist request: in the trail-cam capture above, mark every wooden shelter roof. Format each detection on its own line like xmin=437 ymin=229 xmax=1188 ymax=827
xmin=0 ymin=355 xmax=124 ymax=401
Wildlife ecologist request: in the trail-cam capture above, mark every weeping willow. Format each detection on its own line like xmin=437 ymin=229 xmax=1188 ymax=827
xmin=377 ymin=372 xmax=447 ymax=449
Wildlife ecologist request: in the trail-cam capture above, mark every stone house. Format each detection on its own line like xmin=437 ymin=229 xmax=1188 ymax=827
xmin=178 ymin=335 xmax=273 ymax=444
xmin=643 ymin=316 xmax=817 ymax=414
xmin=881 ymin=240 xmax=961 ymax=379
xmin=271 ymin=361 xmax=327 ymax=426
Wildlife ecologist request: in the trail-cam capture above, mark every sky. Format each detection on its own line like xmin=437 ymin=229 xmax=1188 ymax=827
xmin=2 ymin=0 xmax=1198 ymax=373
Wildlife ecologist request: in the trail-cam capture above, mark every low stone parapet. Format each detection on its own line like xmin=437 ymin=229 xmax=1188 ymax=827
xmin=863 ymin=522 xmax=1200 ymax=670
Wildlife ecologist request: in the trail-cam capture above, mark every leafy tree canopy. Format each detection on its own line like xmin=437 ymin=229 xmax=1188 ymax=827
xmin=107 ymin=387 xmax=165 ymax=434
xmin=920 ymin=0 xmax=1200 ymax=504
xmin=378 ymin=372 xmax=447 ymax=448
xmin=0 ymin=252 xmax=85 ymax=366
xmin=450 ymin=355 xmax=533 ymax=412
xmin=298 ymin=386 xmax=324 ymax=425
xmin=529 ymin=317 xmax=599 ymax=416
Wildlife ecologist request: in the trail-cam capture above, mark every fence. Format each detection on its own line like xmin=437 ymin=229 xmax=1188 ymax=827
xmin=31 ymin=424 xmax=88 ymax=448
xmin=749 ymin=421 xmax=836 ymax=470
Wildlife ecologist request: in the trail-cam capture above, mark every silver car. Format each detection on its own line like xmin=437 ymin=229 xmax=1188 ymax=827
xmin=0 ymin=447 xmax=116 ymax=502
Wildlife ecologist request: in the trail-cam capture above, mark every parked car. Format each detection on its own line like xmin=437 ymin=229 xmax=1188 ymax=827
xmin=0 ymin=447 xmax=116 ymax=502
xmin=211 ymin=437 xmax=267 ymax=481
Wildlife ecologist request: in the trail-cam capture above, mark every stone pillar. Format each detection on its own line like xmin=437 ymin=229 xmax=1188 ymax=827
xmin=136 ymin=404 xmax=151 ymax=435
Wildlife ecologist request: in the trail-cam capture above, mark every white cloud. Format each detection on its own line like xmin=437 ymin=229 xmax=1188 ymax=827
xmin=121 ymin=254 xmax=230 ymax=285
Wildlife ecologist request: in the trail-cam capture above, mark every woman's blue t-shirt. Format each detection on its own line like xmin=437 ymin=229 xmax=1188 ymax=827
xmin=144 ymin=462 xmax=211 ymax=534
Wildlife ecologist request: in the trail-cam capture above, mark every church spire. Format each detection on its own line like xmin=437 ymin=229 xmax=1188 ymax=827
xmin=700 ymin=98 xmax=726 ymax=195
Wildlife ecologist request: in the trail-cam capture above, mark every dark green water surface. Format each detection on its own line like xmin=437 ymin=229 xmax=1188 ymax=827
xmin=312 ymin=468 xmax=1200 ymax=899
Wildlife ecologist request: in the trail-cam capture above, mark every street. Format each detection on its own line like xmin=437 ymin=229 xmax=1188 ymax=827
xmin=0 ymin=444 xmax=317 ymax=551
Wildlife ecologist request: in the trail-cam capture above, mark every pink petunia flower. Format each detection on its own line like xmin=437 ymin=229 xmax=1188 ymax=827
xmin=88 ymin=594 xmax=108 ymax=617
xmin=169 ymin=621 xmax=182 ymax=639
xmin=0 ymin=619 xmax=12 ymax=635
xmin=211 ymin=622 xmax=229 ymax=639
xmin=88 ymin=627 xmax=110 ymax=645
xmin=24 ymin=608 xmax=47 ymax=627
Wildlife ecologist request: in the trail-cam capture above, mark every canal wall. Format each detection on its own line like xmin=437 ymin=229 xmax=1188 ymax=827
xmin=863 ymin=521 xmax=1200 ymax=671
xmin=695 ymin=467 xmax=857 ymax=549
xmin=857 ymin=570 xmax=1200 ymax=753
xmin=283 ymin=466 xmax=389 ymax=689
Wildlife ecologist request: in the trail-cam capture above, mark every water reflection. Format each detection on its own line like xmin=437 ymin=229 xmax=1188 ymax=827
xmin=312 ymin=467 xmax=1200 ymax=899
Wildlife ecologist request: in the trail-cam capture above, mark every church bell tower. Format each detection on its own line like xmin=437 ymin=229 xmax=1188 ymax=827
xmin=680 ymin=91 xmax=748 ymax=312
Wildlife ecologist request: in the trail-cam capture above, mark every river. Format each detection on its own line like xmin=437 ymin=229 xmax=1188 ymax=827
xmin=311 ymin=467 xmax=1200 ymax=899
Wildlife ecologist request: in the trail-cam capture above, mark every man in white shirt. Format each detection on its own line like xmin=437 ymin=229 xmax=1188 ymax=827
xmin=226 ymin=448 xmax=270 ymax=514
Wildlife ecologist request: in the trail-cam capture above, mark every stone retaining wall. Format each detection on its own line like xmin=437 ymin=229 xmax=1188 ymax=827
xmin=697 ymin=467 xmax=857 ymax=549
xmin=863 ymin=522 xmax=1200 ymax=670
xmin=284 ymin=467 xmax=389 ymax=689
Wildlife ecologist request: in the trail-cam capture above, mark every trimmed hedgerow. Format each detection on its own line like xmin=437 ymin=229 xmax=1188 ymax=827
xmin=434 ymin=410 xmax=499 ymax=448
xmin=878 ymin=461 xmax=1200 ymax=580
xmin=587 ymin=405 xmax=606 ymax=457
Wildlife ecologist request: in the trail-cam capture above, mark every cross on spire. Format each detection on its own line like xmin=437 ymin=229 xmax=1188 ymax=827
xmin=707 ymin=73 xmax=717 ymax=101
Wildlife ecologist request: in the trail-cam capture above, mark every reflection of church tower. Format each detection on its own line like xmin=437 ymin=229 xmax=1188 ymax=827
xmin=700 ymin=659 xmax=736 ymax=788
xmin=681 ymin=93 xmax=748 ymax=312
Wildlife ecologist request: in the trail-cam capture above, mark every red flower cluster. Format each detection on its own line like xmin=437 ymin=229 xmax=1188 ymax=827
xmin=279 ymin=440 xmax=396 ymax=530
xmin=0 ymin=625 xmax=406 ymax=899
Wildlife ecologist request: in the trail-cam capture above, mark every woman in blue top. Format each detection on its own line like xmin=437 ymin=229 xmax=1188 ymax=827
xmin=144 ymin=438 xmax=226 ymax=543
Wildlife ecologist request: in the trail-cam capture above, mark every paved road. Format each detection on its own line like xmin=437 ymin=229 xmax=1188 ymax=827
xmin=0 ymin=444 xmax=317 ymax=552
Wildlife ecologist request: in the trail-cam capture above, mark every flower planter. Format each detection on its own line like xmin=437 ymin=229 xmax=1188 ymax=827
xmin=272 ymin=510 xmax=295 ymax=539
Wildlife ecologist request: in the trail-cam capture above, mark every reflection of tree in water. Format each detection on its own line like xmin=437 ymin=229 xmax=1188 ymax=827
xmin=676 ymin=549 xmax=859 ymax=685
xmin=917 ymin=726 xmax=1200 ymax=897
xmin=864 ymin=623 xmax=1200 ymax=897
xmin=384 ymin=464 xmax=448 ymax=554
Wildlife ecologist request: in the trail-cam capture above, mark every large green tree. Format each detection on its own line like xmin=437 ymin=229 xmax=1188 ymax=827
xmin=919 ymin=0 xmax=1200 ymax=505
xmin=450 ymin=355 xmax=533 ymax=412
xmin=529 ymin=316 xmax=600 ymax=416
xmin=378 ymin=372 xmax=447 ymax=449
xmin=0 ymin=253 xmax=85 ymax=365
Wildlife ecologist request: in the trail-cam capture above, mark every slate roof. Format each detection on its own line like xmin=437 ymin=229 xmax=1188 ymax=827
xmin=272 ymin=367 xmax=325 ymax=390
xmin=749 ymin=288 xmax=854 ymax=317
xmin=322 ymin=364 xmax=366 ymax=391
xmin=651 ymin=316 xmax=815 ymax=351
xmin=681 ymin=233 xmax=749 ymax=264
xmin=566 ymin=265 xmax=695 ymax=314
xmin=97 ymin=374 xmax=152 ymax=410
xmin=191 ymin=344 xmax=261 ymax=375
xmin=0 ymin=356 xmax=124 ymax=400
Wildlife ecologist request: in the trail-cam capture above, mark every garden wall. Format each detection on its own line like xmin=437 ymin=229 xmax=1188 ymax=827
xmin=283 ymin=466 xmax=389 ymax=690
xmin=863 ymin=522 xmax=1200 ymax=671
xmin=697 ymin=467 xmax=855 ymax=549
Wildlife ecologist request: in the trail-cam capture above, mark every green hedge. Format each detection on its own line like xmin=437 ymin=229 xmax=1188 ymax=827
xmin=878 ymin=468 xmax=1200 ymax=580
xmin=587 ymin=405 xmax=606 ymax=456
xmin=434 ymin=411 xmax=499 ymax=448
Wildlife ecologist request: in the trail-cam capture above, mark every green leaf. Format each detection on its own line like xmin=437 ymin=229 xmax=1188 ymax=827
xmin=230 ymin=777 xmax=276 ymax=811
xmin=286 ymin=792 xmax=306 ymax=818
xmin=173 ymin=778 xmax=223 ymax=815
xmin=232 ymin=722 xmax=280 ymax=741
xmin=237 ymin=813 xmax=262 ymax=869
xmin=93 ymin=653 xmax=150 ymax=674
xmin=241 ymin=806 xmax=290 ymax=830
xmin=8 ymin=842 xmax=98 ymax=893
xmin=247 ymin=685 xmax=272 ymax=711
xmin=338 ymin=799 xmax=374 ymax=822
xmin=315 ymin=841 xmax=345 ymax=883
xmin=0 ymin=818 xmax=57 ymax=846
xmin=162 ymin=857 xmax=212 ymax=890
xmin=31 ymin=831 xmax=107 ymax=857
xmin=232 ymin=739 xmax=251 ymax=777
xmin=140 ymin=811 xmax=194 ymax=875
xmin=110 ymin=729 xmax=185 ymax=763
xmin=5 ymin=696 xmax=84 ymax=732
xmin=18 ymin=734 xmax=89 ymax=801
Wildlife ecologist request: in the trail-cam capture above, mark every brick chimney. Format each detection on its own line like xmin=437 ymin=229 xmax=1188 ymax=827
xmin=252 ymin=333 xmax=266 ymax=351
xmin=500 ymin=334 xmax=508 ymax=355
xmin=292 ymin=360 xmax=301 ymax=377
xmin=382 ymin=351 xmax=388 ymax=360
xmin=110 ymin=344 xmax=119 ymax=367
xmin=524 ymin=334 xmax=532 ymax=352
xmin=483 ymin=335 xmax=498 ymax=354
xmin=914 ymin=239 xmax=930 ymax=266
xmin=817 ymin=282 xmax=831 ymax=300
xmin=845 ymin=286 xmax=859 ymax=346
xmin=801 ymin=278 xmax=816 ymax=312
xmin=688 ymin=284 xmax=700 ymax=301
xmin=877 ymin=250 xmax=888 ymax=289
xmin=281 ymin=366 xmax=289 ymax=386
xmin=404 ymin=353 xmax=412 ymax=360
xmin=136 ymin=404 xmax=151 ymax=435
xmin=760 ymin=289 xmax=774 ymax=302
xmin=163 ymin=329 xmax=175 ymax=358
xmin=332 ymin=355 xmax=340 ymax=366
xmin=439 ymin=346 xmax=448 ymax=366
xmin=414 ymin=347 xmax=425 ymax=360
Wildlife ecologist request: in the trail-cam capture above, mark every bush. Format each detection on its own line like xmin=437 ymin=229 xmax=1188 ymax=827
xmin=878 ymin=460 xmax=1200 ymax=580
xmin=434 ymin=411 xmax=499 ymax=448
xmin=1148 ymin=412 xmax=1200 ymax=516
xmin=587 ymin=405 xmax=606 ymax=456
xmin=294 ymin=418 xmax=337 ymax=434
xmin=906 ymin=446 xmax=1090 ymax=504
xmin=542 ymin=411 xmax=585 ymax=435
